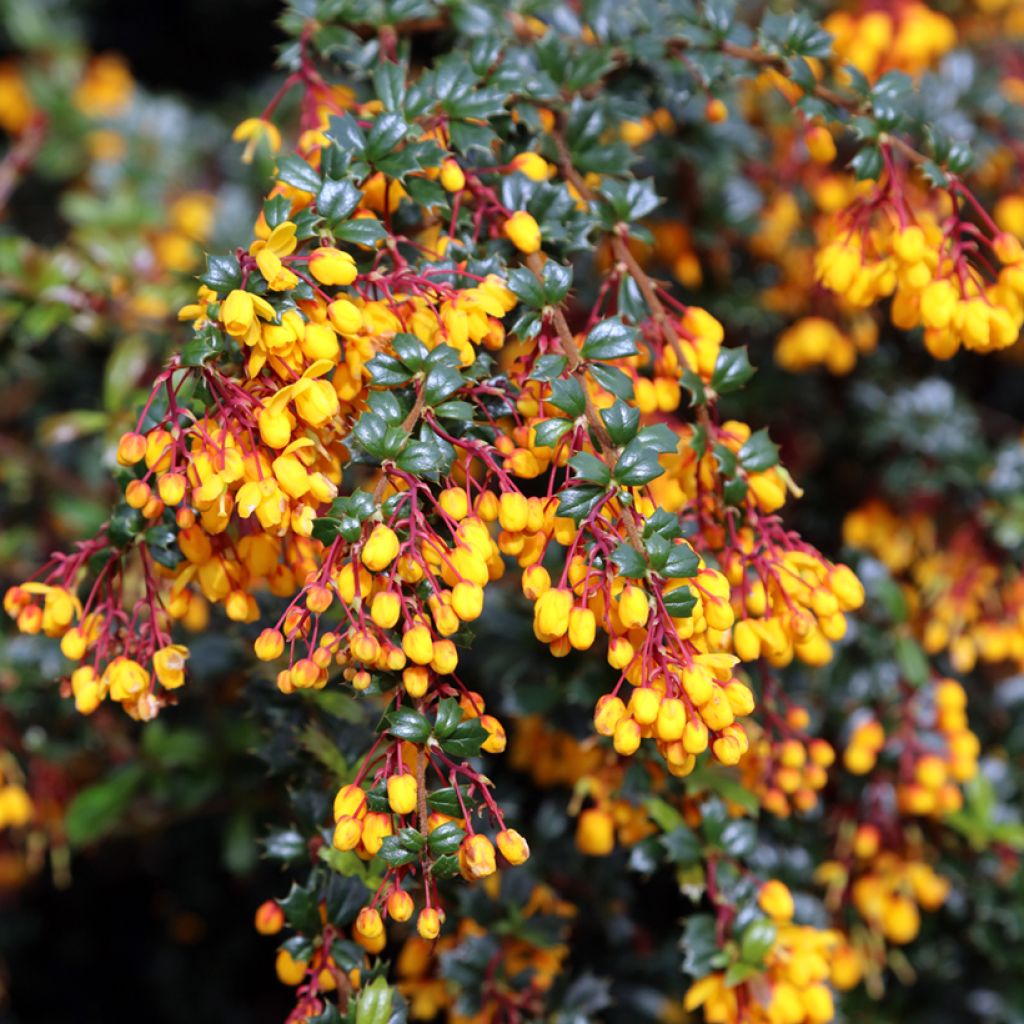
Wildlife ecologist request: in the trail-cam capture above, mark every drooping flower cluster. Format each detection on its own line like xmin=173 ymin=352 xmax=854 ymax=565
xmin=5 ymin=2 xmax=1023 ymax=1022
xmin=816 ymin=170 xmax=1024 ymax=360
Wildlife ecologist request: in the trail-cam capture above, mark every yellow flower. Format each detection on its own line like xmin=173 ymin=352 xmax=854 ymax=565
xmin=309 ymin=247 xmax=358 ymax=286
xmin=503 ymin=210 xmax=542 ymax=254
xmin=153 ymin=644 xmax=189 ymax=689
xmin=232 ymin=117 xmax=282 ymax=163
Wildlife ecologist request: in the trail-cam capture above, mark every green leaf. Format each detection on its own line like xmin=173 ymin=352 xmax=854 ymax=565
xmin=581 ymin=317 xmax=639 ymax=361
xmin=367 ymin=353 xmax=413 ymax=386
xmin=280 ymin=881 xmax=321 ymax=933
xmin=433 ymin=697 xmax=462 ymax=739
xmin=423 ymin=364 xmax=464 ymax=406
xmin=549 ymin=376 xmax=586 ymax=417
xmin=353 ymin=412 xmax=407 ymax=461
xmin=64 ymin=765 xmax=144 ymax=847
xmin=636 ymin=424 xmax=679 ymax=454
xmin=711 ymin=348 xmax=755 ymax=394
xmin=662 ymin=585 xmax=697 ymax=618
xmin=611 ymin=542 xmax=647 ymax=579
xmin=661 ymin=543 xmax=700 ymax=579
xmin=427 ymin=786 xmax=471 ymax=817
xmin=719 ymin=819 xmax=757 ymax=858
xmin=180 ymin=326 xmax=228 ymax=368
xmin=614 ymin=438 xmax=665 ymax=486
xmin=355 ymin=977 xmax=394 ymax=1024
xmin=440 ymin=718 xmax=488 ymax=759
xmin=393 ymin=333 xmax=429 ymax=369
xmin=378 ymin=834 xmax=421 ymax=868
xmin=365 ymin=113 xmax=408 ymax=162
xmin=682 ymin=914 xmax=720 ymax=978
xmin=895 ymin=635 xmax=929 ymax=686
xmin=590 ymin=362 xmax=635 ymax=400
xmin=508 ymin=266 xmax=546 ymax=309
xmin=427 ymin=821 xmax=465 ymax=856
xmin=374 ymin=61 xmax=407 ymax=111
xmin=850 ymin=145 xmax=884 ymax=181
xmin=602 ymin=402 xmax=641 ymax=445
xmin=276 ymin=154 xmax=321 ymax=193
xmin=318 ymin=178 xmax=361 ymax=223
xmin=557 ymin=484 xmax=605 ymax=523
xmin=569 ymin=451 xmax=611 ymax=487
xmin=724 ymin=961 xmax=761 ymax=988
xmin=334 ymin=218 xmax=388 ymax=247
xmin=740 ymin=919 xmax=777 ymax=965
xmin=534 ymin=417 xmax=572 ymax=449
xmin=530 ymin=354 xmax=568 ymax=381
xmin=385 ymin=707 xmax=432 ymax=743
xmin=661 ymin=825 xmax=702 ymax=866
xmin=200 ymin=253 xmax=241 ymax=292
xmin=738 ymin=429 xmax=780 ymax=473
xmin=328 ymin=113 xmax=366 ymax=156
xmin=263 ymin=829 xmax=307 ymax=863
xmin=430 ymin=852 xmax=461 ymax=878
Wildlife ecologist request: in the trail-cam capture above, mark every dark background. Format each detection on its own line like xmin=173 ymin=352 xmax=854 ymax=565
xmin=2 ymin=3 xmax=297 ymax=1022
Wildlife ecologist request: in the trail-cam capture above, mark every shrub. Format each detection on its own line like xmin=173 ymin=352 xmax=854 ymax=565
xmin=3 ymin=1 xmax=1024 ymax=1022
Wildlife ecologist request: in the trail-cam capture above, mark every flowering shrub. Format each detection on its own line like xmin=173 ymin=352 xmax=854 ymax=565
xmin=3 ymin=1 xmax=1024 ymax=1022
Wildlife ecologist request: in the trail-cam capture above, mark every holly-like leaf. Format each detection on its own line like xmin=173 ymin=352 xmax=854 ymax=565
xmin=569 ymin=451 xmax=611 ymax=486
xmin=738 ymin=429 xmax=780 ymax=473
xmin=384 ymin=707 xmax=432 ymax=743
xmin=662 ymin=585 xmax=697 ymax=618
xmin=611 ymin=542 xmax=647 ymax=579
xmin=439 ymin=718 xmax=488 ymax=759
xmin=549 ymin=376 xmax=586 ymax=417
xmin=581 ymin=317 xmax=639 ymax=361
xmin=557 ymin=484 xmax=605 ymax=522
xmin=711 ymin=348 xmax=755 ymax=394
xmin=318 ymin=178 xmax=361 ymax=224
xmin=614 ymin=437 xmax=665 ymax=486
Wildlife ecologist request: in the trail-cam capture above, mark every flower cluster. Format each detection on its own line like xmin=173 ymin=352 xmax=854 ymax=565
xmin=816 ymin=172 xmax=1024 ymax=360
xmin=5 ymin=1 xmax=1024 ymax=1021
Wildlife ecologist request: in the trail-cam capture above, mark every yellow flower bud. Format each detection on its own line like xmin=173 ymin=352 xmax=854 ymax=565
xmin=327 ymin=298 xmax=362 ymax=334
xmin=576 ymin=808 xmax=615 ymax=855
xmin=628 ymin=687 xmax=660 ymax=725
xmin=452 ymin=581 xmax=484 ymax=621
xmin=503 ymin=211 xmax=541 ymax=254
xmin=618 ymin=585 xmax=649 ymax=629
xmin=117 ymin=431 xmax=147 ymax=465
xmin=655 ymin=697 xmax=686 ymax=741
xmin=416 ymin=907 xmax=442 ymax=940
xmin=758 ymin=880 xmax=795 ymax=921
xmin=461 ymin=834 xmax=497 ymax=879
xmin=387 ymin=773 xmax=418 ymax=815
xmin=403 ymin=624 xmax=435 ymax=666
xmin=254 ymin=900 xmax=285 ymax=935
xmin=439 ymin=158 xmax=466 ymax=192
xmin=362 ymin=524 xmax=401 ymax=572
xmin=333 ymin=783 xmax=368 ymax=821
xmin=594 ymin=694 xmax=627 ymax=736
xmin=371 ymin=591 xmax=402 ymax=629
xmin=333 ymin=816 xmax=363 ymax=851
xmin=613 ymin=716 xmax=642 ymax=755
xmin=309 ymin=246 xmax=357 ymax=286
xmin=805 ymin=124 xmax=836 ymax=164
xmin=496 ymin=828 xmax=530 ymax=865
xmin=355 ymin=906 xmax=384 ymax=941
xmin=275 ymin=948 xmax=307 ymax=986
xmin=387 ymin=888 xmax=414 ymax=922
